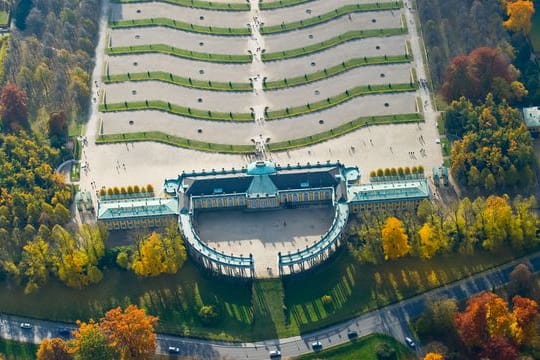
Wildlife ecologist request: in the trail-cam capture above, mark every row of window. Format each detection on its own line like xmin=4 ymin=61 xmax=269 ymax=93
xmin=349 ymin=199 xmax=423 ymax=213
xmin=102 ymin=215 xmax=175 ymax=230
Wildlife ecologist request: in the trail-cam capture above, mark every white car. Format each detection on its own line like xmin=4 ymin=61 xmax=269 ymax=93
xmin=311 ymin=341 xmax=323 ymax=350
xmin=167 ymin=346 xmax=180 ymax=354
xmin=20 ymin=322 xmax=32 ymax=329
xmin=405 ymin=336 xmax=416 ymax=348
xmin=269 ymin=349 xmax=281 ymax=358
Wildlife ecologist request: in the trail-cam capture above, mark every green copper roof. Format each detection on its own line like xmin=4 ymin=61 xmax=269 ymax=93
xmin=523 ymin=106 xmax=540 ymax=128
xmin=246 ymin=174 xmax=278 ymax=197
xmin=347 ymin=179 xmax=429 ymax=203
xmin=97 ymin=197 xmax=178 ymax=220
xmin=246 ymin=161 xmax=277 ymax=175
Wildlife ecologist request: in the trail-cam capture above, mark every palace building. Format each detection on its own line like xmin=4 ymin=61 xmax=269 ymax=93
xmin=96 ymin=160 xmax=430 ymax=277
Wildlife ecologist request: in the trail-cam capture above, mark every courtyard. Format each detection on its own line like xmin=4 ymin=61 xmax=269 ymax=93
xmin=195 ymin=206 xmax=335 ymax=277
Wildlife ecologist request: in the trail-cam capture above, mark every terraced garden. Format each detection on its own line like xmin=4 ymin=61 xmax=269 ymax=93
xmin=101 ymin=0 xmax=422 ymax=153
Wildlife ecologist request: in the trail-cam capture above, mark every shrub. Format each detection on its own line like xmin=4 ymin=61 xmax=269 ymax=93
xmin=390 ymin=168 xmax=397 ymax=176
xmin=139 ymin=185 xmax=146 ymax=193
xmin=376 ymin=343 xmax=396 ymax=360
xmin=99 ymin=189 xmax=106 ymax=196
xmin=120 ymin=187 xmax=127 ymax=194
xmin=397 ymin=167 xmax=404 ymax=175
xmin=384 ymin=168 xmax=391 ymax=176
xmin=370 ymin=170 xmax=376 ymax=178
xmin=107 ymin=188 xmax=114 ymax=196
xmin=411 ymin=166 xmax=418 ymax=174
xmin=321 ymin=294 xmax=333 ymax=305
xmin=404 ymin=166 xmax=411 ymax=174
xmin=133 ymin=185 xmax=140 ymax=193
xmin=377 ymin=168 xmax=384 ymax=177
xmin=198 ymin=305 xmax=219 ymax=325
xmin=418 ymin=165 xmax=425 ymax=173
xmin=116 ymin=251 xmax=129 ymax=269
xmin=147 ymin=184 xmax=154 ymax=194
xmin=127 ymin=186 xmax=134 ymax=194
xmin=113 ymin=187 xmax=120 ymax=195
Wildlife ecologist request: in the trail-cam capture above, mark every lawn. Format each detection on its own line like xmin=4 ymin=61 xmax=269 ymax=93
xmin=0 ymin=243 xmax=520 ymax=341
xmin=0 ymin=338 xmax=37 ymax=360
xmin=0 ymin=11 xmax=9 ymax=27
xmin=295 ymin=333 xmax=414 ymax=360
xmin=259 ymin=0 xmax=311 ymax=10
xmin=111 ymin=0 xmax=250 ymax=11
xmin=110 ymin=18 xmax=250 ymax=36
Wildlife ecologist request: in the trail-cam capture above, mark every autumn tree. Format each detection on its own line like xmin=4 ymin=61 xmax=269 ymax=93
xmin=99 ymin=305 xmax=158 ymax=360
xmin=416 ymin=299 xmax=458 ymax=339
xmin=479 ymin=336 xmax=519 ymax=360
xmin=423 ymin=353 xmax=443 ymax=360
xmin=71 ymin=320 xmax=115 ymax=360
xmin=418 ymin=222 xmax=446 ymax=259
xmin=0 ymin=83 xmax=29 ymax=132
xmin=48 ymin=111 xmax=68 ymax=148
xmin=131 ymin=224 xmax=187 ymax=277
xmin=19 ymin=238 xmax=51 ymax=294
xmin=508 ymin=263 xmax=539 ymax=299
xmin=37 ymin=338 xmax=72 ymax=360
xmin=440 ymin=48 xmax=523 ymax=103
xmin=504 ymin=0 xmax=535 ymax=34
xmin=381 ymin=217 xmax=410 ymax=260
xmin=511 ymin=295 xmax=538 ymax=345
xmin=455 ymin=292 xmax=498 ymax=347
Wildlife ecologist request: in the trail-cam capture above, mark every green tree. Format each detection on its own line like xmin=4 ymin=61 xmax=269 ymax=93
xmin=71 ymin=320 xmax=115 ymax=360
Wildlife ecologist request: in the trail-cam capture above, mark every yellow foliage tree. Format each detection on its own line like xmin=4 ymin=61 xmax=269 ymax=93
xmin=424 ymin=353 xmax=444 ymax=360
xmin=37 ymin=338 xmax=71 ymax=360
xmin=131 ymin=225 xmax=186 ymax=277
xmin=504 ymin=0 xmax=535 ymax=34
xmin=381 ymin=217 xmax=410 ymax=260
xmin=418 ymin=222 xmax=445 ymax=259
xmin=485 ymin=295 xmax=513 ymax=337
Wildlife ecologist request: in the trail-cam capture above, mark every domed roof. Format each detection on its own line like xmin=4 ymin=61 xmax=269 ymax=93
xmin=246 ymin=160 xmax=277 ymax=175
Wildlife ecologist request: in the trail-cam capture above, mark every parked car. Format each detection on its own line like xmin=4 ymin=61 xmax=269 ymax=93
xmin=20 ymin=323 xmax=32 ymax=329
xmin=168 ymin=346 xmax=180 ymax=354
xmin=405 ymin=336 xmax=416 ymax=348
xmin=311 ymin=341 xmax=323 ymax=351
xmin=58 ymin=328 xmax=71 ymax=336
xmin=269 ymin=349 xmax=281 ymax=358
xmin=347 ymin=330 xmax=359 ymax=340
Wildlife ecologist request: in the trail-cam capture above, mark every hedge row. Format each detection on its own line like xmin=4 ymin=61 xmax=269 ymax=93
xmin=96 ymin=132 xmax=256 ymax=154
xmin=99 ymin=100 xmax=254 ymax=122
xmin=265 ymin=82 xmax=416 ymax=120
xmin=110 ymin=0 xmax=250 ymax=11
xmin=264 ymin=54 xmax=410 ymax=90
xmin=110 ymin=18 xmax=250 ymax=36
xmin=106 ymin=44 xmax=252 ymax=63
xmin=262 ymin=27 xmax=407 ymax=61
xmin=260 ymin=2 xmax=403 ymax=34
xmin=103 ymin=71 xmax=253 ymax=92
xmin=259 ymin=0 xmax=312 ymax=10
xmin=267 ymin=113 xmax=423 ymax=151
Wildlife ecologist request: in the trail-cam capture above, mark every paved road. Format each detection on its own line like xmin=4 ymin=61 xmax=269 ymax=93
xmin=2 ymin=252 xmax=539 ymax=359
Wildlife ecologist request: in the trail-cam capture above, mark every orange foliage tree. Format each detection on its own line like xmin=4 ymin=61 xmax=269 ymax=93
xmin=36 ymin=338 xmax=71 ymax=360
xmin=423 ymin=353 xmax=444 ymax=360
xmin=504 ymin=0 xmax=535 ymax=34
xmin=99 ymin=305 xmax=158 ymax=360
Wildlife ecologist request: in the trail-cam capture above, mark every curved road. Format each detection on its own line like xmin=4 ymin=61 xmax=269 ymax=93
xmin=2 ymin=251 xmax=540 ymax=359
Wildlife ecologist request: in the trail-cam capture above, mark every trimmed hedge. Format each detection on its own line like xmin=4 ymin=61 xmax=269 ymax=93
xmin=262 ymin=27 xmax=407 ymax=61
xmin=264 ymin=55 xmax=410 ymax=90
xmin=103 ymin=71 xmax=253 ymax=92
xmin=267 ymin=113 xmax=423 ymax=151
xmin=110 ymin=18 xmax=250 ymax=36
xmin=110 ymin=0 xmax=250 ymax=11
xmin=265 ymin=83 xmax=416 ymax=120
xmin=260 ymin=2 xmax=403 ymax=34
xmin=96 ymin=132 xmax=256 ymax=153
xmin=106 ymin=44 xmax=252 ymax=63
xmin=259 ymin=0 xmax=312 ymax=10
xmin=99 ymin=100 xmax=254 ymax=122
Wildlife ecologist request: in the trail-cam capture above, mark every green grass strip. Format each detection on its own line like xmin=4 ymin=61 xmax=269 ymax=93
xmin=262 ymin=27 xmax=407 ymax=61
xmin=110 ymin=0 xmax=250 ymax=11
xmin=106 ymin=44 xmax=252 ymax=63
xmin=97 ymin=131 xmax=255 ymax=153
xmin=266 ymin=83 xmax=416 ymax=120
xmin=99 ymin=100 xmax=254 ymax=122
xmin=267 ymin=113 xmax=422 ymax=151
xmin=260 ymin=2 xmax=403 ymax=34
xmin=264 ymin=54 xmax=410 ymax=90
xmin=103 ymin=71 xmax=253 ymax=92
xmin=259 ymin=0 xmax=313 ymax=10
xmin=110 ymin=18 xmax=250 ymax=36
